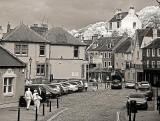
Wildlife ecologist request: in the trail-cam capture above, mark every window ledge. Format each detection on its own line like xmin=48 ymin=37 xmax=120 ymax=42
xmin=3 ymin=93 xmax=14 ymax=97
xmin=39 ymin=55 xmax=45 ymax=57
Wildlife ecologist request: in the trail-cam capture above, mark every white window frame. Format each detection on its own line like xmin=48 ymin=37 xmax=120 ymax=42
xmin=36 ymin=64 xmax=45 ymax=76
xmin=152 ymin=61 xmax=155 ymax=68
xmin=3 ymin=77 xmax=14 ymax=96
xmin=15 ymin=44 xmax=28 ymax=56
xmin=157 ymin=61 xmax=160 ymax=68
xmin=157 ymin=48 xmax=160 ymax=57
xmin=152 ymin=49 xmax=155 ymax=57
xmin=147 ymin=49 xmax=150 ymax=57
xmin=39 ymin=45 xmax=45 ymax=56
xmin=108 ymin=61 xmax=111 ymax=67
xmin=108 ymin=52 xmax=111 ymax=59
xmin=147 ymin=60 xmax=149 ymax=68
xmin=104 ymin=61 xmax=107 ymax=68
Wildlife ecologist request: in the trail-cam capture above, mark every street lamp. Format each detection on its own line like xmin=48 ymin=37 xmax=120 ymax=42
xmin=29 ymin=57 xmax=32 ymax=81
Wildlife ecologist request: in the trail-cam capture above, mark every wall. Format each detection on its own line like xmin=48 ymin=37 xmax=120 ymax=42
xmin=1 ymin=42 xmax=49 ymax=79
xmin=0 ymin=68 xmax=25 ymax=108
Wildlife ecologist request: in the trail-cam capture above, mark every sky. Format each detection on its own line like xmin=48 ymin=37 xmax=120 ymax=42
xmin=0 ymin=0 xmax=158 ymax=30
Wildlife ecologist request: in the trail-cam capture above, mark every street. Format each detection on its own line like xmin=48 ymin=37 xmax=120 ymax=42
xmin=49 ymin=84 xmax=150 ymax=121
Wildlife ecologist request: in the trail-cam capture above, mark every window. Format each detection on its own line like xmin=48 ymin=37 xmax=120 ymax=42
xmin=37 ymin=64 xmax=45 ymax=76
xmin=147 ymin=49 xmax=150 ymax=57
xmin=152 ymin=49 xmax=155 ymax=57
xmin=104 ymin=62 xmax=107 ymax=68
xmin=104 ymin=52 xmax=107 ymax=58
xmin=152 ymin=61 xmax=155 ymax=68
xmin=15 ymin=44 xmax=28 ymax=56
xmin=40 ymin=45 xmax=45 ymax=56
xmin=3 ymin=77 xmax=14 ymax=94
xmin=108 ymin=61 xmax=111 ymax=66
xmin=108 ymin=52 xmax=111 ymax=58
xmin=117 ymin=21 xmax=121 ymax=28
xmin=147 ymin=60 xmax=149 ymax=68
xmin=74 ymin=46 xmax=79 ymax=58
xmin=157 ymin=61 xmax=160 ymax=68
xmin=109 ymin=22 xmax=112 ymax=30
xmin=157 ymin=48 xmax=160 ymax=56
xmin=133 ymin=22 xmax=136 ymax=29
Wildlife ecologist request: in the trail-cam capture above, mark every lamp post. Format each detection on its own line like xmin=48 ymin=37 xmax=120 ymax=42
xmin=29 ymin=57 xmax=32 ymax=81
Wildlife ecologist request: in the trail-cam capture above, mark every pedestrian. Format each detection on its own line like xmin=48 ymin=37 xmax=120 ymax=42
xmin=24 ymin=88 xmax=33 ymax=110
xmin=84 ymin=81 xmax=88 ymax=91
xmin=33 ymin=90 xmax=42 ymax=112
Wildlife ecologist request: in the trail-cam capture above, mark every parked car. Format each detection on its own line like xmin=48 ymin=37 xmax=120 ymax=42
xmin=50 ymin=83 xmax=69 ymax=95
xmin=126 ymin=93 xmax=148 ymax=110
xmin=111 ymin=79 xmax=122 ymax=89
xmin=62 ymin=82 xmax=78 ymax=92
xmin=138 ymin=81 xmax=150 ymax=88
xmin=125 ymin=81 xmax=135 ymax=89
xmin=46 ymin=84 xmax=61 ymax=97
xmin=137 ymin=85 xmax=153 ymax=101
xmin=68 ymin=79 xmax=84 ymax=91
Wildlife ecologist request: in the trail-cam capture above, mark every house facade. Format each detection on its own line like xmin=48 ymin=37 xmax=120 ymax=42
xmin=45 ymin=27 xmax=87 ymax=80
xmin=108 ymin=7 xmax=142 ymax=36
xmin=1 ymin=24 xmax=50 ymax=81
xmin=0 ymin=45 xmax=25 ymax=108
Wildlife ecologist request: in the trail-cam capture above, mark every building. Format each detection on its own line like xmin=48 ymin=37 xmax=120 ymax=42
xmin=1 ymin=24 xmax=50 ymax=81
xmin=108 ymin=7 xmax=142 ymax=36
xmin=45 ymin=27 xmax=87 ymax=80
xmin=125 ymin=27 xmax=160 ymax=84
xmin=30 ymin=24 xmax=48 ymax=36
xmin=87 ymin=36 xmax=123 ymax=81
xmin=142 ymin=32 xmax=160 ymax=86
xmin=0 ymin=45 xmax=25 ymax=108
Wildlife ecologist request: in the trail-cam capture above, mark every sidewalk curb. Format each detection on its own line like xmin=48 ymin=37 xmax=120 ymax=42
xmin=39 ymin=107 xmax=68 ymax=121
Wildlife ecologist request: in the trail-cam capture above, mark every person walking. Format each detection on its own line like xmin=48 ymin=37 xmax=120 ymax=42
xmin=84 ymin=81 xmax=88 ymax=91
xmin=24 ymin=88 xmax=33 ymax=110
xmin=33 ymin=90 xmax=42 ymax=112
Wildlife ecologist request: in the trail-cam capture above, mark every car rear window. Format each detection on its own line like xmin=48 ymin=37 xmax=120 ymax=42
xmin=130 ymin=94 xmax=145 ymax=98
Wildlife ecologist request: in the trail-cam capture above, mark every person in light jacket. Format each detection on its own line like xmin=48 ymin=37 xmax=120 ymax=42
xmin=25 ymin=88 xmax=33 ymax=110
xmin=33 ymin=90 xmax=42 ymax=112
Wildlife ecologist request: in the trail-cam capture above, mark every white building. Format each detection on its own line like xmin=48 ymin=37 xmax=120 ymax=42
xmin=108 ymin=7 xmax=142 ymax=36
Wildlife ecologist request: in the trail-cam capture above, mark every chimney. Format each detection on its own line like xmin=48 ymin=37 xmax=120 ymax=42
xmin=92 ymin=34 xmax=98 ymax=42
xmin=153 ymin=28 xmax=157 ymax=40
xmin=128 ymin=6 xmax=135 ymax=15
xmin=7 ymin=22 xmax=10 ymax=33
xmin=115 ymin=9 xmax=122 ymax=15
xmin=0 ymin=26 xmax=3 ymax=39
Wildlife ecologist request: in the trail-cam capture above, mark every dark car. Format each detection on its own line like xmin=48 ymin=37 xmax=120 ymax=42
xmin=111 ymin=79 xmax=122 ymax=89
xmin=138 ymin=85 xmax=153 ymax=101
xmin=126 ymin=93 xmax=148 ymax=110
xmin=25 ymin=84 xmax=52 ymax=102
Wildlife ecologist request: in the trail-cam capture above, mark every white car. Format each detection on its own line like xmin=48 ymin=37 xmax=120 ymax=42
xmin=125 ymin=81 xmax=135 ymax=89
xmin=62 ymin=82 xmax=78 ymax=92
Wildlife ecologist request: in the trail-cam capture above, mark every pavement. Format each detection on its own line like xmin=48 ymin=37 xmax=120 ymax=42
xmin=0 ymin=101 xmax=65 ymax=121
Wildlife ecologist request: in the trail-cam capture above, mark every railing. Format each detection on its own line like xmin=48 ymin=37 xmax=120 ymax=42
xmin=126 ymin=64 xmax=160 ymax=69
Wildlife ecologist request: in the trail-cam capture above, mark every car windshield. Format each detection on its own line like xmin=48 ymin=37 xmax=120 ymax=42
xmin=139 ymin=87 xmax=150 ymax=91
xmin=130 ymin=94 xmax=145 ymax=98
xmin=48 ymin=85 xmax=57 ymax=88
xmin=70 ymin=82 xmax=77 ymax=85
xmin=112 ymin=80 xmax=121 ymax=84
xmin=63 ymin=83 xmax=70 ymax=86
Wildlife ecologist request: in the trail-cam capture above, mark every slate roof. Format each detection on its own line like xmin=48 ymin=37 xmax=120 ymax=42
xmin=143 ymin=38 xmax=160 ymax=49
xmin=88 ymin=36 xmax=123 ymax=51
xmin=45 ymin=27 xmax=86 ymax=46
xmin=109 ymin=12 xmax=128 ymax=22
xmin=115 ymin=37 xmax=131 ymax=53
xmin=83 ymin=40 xmax=92 ymax=46
xmin=136 ymin=28 xmax=160 ymax=47
xmin=2 ymin=24 xmax=48 ymax=43
xmin=0 ymin=45 xmax=25 ymax=67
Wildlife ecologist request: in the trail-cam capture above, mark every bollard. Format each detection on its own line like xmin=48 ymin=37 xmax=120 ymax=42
xmin=17 ymin=107 xmax=20 ymax=121
xmin=35 ymin=106 xmax=38 ymax=121
xmin=129 ymin=103 xmax=131 ymax=121
xmin=105 ymin=82 xmax=106 ymax=89
xmin=49 ymin=101 xmax=51 ymax=112
xmin=47 ymin=100 xmax=49 ymax=107
xmin=43 ymin=103 xmax=45 ymax=116
xmin=57 ymin=98 xmax=59 ymax=108
xmin=97 ymin=83 xmax=98 ymax=90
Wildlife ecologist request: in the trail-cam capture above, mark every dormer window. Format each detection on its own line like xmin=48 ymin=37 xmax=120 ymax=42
xmin=74 ymin=46 xmax=79 ymax=58
xmin=117 ymin=21 xmax=121 ymax=28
